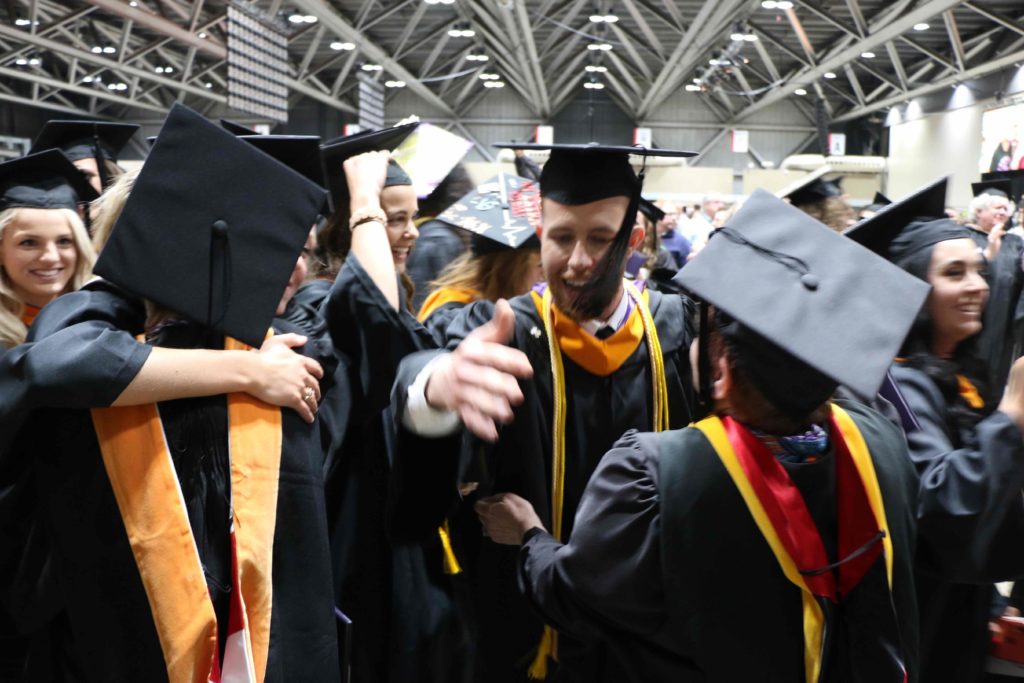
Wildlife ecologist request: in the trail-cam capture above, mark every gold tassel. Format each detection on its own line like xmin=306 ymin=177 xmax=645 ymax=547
xmin=528 ymin=626 xmax=557 ymax=680
xmin=438 ymin=522 xmax=462 ymax=575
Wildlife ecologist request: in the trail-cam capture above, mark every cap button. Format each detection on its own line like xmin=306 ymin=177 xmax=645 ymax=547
xmin=801 ymin=273 xmax=819 ymax=291
xmin=211 ymin=219 xmax=228 ymax=239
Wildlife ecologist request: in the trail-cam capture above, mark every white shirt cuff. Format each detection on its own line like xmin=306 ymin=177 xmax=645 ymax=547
xmin=401 ymin=355 xmax=463 ymax=437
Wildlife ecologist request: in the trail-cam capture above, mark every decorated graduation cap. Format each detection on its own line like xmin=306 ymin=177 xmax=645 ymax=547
xmin=320 ymin=122 xmax=418 ymax=215
xmin=492 ymin=141 xmax=697 ymax=318
xmin=971 ymin=178 xmax=1011 ymax=199
xmin=776 ymin=165 xmax=843 ymax=208
xmin=0 ymin=149 xmax=99 ymax=212
xmin=30 ymin=120 xmax=140 ymax=190
xmin=638 ymin=197 xmax=666 ymax=224
xmin=677 ymin=188 xmax=929 ymax=419
xmin=390 ymin=123 xmax=474 ymax=199
xmin=436 ymin=173 xmax=541 ymax=255
xmin=845 ymin=177 xmax=949 ymax=257
xmin=94 ymin=102 xmax=328 ymax=348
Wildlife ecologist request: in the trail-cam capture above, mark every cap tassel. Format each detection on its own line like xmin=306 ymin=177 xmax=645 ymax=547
xmin=437 ymin=521 xmax=462 ymax=575
xmin=207 ymin=219 xmax=232 ymax=331
xmin=528 ymin=626 xmax=557 ymax=680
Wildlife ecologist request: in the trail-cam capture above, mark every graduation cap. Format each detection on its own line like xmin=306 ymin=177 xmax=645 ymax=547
xmin=320 ymin=122 xmax=418 ymax=215
xmin=873 ymin=191 xmax=891 ymax=206
xmin=775 ymin=166 xmax=844 ymax=208
xmin=844 ymin=177 xmax=949 ymax=257
xmin=390 ymin=123 xmax=474 ymax=199
xmin=94 ymin=103 xmax=328 ymax=348
xmin=30 ymin=120 xmax=140 ymax=190
xmin=971 ymin=178 xmax=1011 ymax=200
xmin=436 ymin=173 xmax=541 ymax=255
xmin=981 ymin=169 xmax=1024 ymax=205
xmin=221 ymin=118 xmax=258 ymax=136
xmin=0 ymin=149 xmax=99 ymax=212
xmin=492 ymin=141 xmax=697 ymax=318
xmin=638 ymin=197 xmax=666 ymax=224
xmin=677 ymin=189 xmax=929 ymax=418
xmin=236 ymin=135 xmax=326 ymax=189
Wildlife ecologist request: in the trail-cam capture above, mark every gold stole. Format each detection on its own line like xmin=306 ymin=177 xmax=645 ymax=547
xmin=91 ymin=335 xmax=281 ymax=683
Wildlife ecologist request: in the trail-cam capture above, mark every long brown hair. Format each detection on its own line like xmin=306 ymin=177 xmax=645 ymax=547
xmin=427 ymin=248 xmax=540 ymax=303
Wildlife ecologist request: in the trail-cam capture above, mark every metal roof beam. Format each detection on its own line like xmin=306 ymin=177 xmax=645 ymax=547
xmin=962 ymin=1 xmax=1024 ymax=38
xmin=943 ymin=10 xmax=967 ymax=72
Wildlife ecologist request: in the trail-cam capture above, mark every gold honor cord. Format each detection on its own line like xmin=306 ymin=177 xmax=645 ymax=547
xmin=530 ymin=283 xmax=668 ymax=679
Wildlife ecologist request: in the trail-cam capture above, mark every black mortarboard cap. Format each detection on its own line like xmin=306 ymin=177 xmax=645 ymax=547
xmin=436 ymin=173 xmax=542 ymax=255
xmin=221 ymin=118 xmax=257 ymax=136
xmin=94 ymin=103 xmax=328 ymax=348
xmin=776 ymin=166 xmax=844 ymax=208
xmin=971 ymin=178 xmax=1011 ymax=199
xmin=237 ymin=135 xmax=326 ymax=189
xmin=321 ymin=122 xmax=418 ymax=215
xmin=638 ymin=197 xmax=666 ymax=224
xmin=873 ymin=191 xmax=891 ymax=206
xmin=845 ymin=177 xmax=949 ymax=256
xmin=0 ymin=149 xmax=98 ymax=211
xmin=493 ymin=142 xmax=696 ymax=206
xmin=981 ymin=169 xmax=1024 ymax=205
xmin=30 ymin=120 xmax=139 ymax=163
xmin=677 ymin=189 xmax=929 ymax=417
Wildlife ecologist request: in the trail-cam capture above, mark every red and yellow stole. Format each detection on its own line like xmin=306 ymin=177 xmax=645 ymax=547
xmin=90 ymin=335 xmax=281 ymax=683
xmin=417 ymin=286 xmax=480 ymax=323
xmin=694 ymin=405 xmax=897 ymax=683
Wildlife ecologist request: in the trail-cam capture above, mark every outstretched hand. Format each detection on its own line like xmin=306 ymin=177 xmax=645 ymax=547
xmin=475 ymin=493 xmax=545 ymax=545
xmin=250 ymin=333 xmax=324 ymax=423
xmin=425 ymin=299 xmax=534 ymax=441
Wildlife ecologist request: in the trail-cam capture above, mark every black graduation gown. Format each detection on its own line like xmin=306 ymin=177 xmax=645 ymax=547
xmin=892 ymin=364 xmax=1024 ymax=683
xmin=406 ymin=220 xmax=469 ymax=312
xmin=970 ymin=230 xmax=1024 ymax=404
xmin=392 ymin=288 xmax=696 ymax=682
xmin=0 ymin=294 xmax=339 ymax=682
xmin=320 ymin=256 xmax=463 ymax=683
xmin=517 ymin=401 xmax=922 ymax=682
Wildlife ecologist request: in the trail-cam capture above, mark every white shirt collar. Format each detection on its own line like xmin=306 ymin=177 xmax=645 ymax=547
xmin=580 ymin=288 xmax=630 ymax=337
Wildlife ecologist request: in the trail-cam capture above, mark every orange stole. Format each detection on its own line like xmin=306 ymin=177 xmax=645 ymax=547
xmin=91 ymin=335 xmax=282 ymax=683
xmin=417 ymin=286 xmax=480 ymax=322
xmin=20 ymin=304 xmax=41 ymax=327
xmin=529 ymin=288 xmax=649 ymax=377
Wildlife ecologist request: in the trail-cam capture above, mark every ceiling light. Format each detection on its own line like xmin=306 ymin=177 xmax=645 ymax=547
xmin=198 ymin=32 xmax=207 ymax=38
xmin=15 ymin=58 xmax=27 ymax=66
xmin=204 ymin=82 xmax=213 ymax=88
xmin=776 ymin=0 xmax=793 ymax=8
xmin=28 ymin=58 xmax=40 ymax=66
xmin=330 ymin=41 xmax=355 ymax=50
xmin=709 ymin=58 xmax=721 ymax=66
xmin=155 ymin=66 xmax=164 ymax=73
xmin=823 ymin=71 xmax=836 ymax=79
xmin=129 ymin=1 xmax=138 ymax=5
xmin=585 ymin=65 xmax=608 ymax=73
xmin=743 ymin=33 xmax=757 ymax=41
xmin=586 ymin=42 xmax=612 ymax=51
xmin=692 ymin=77 xmax=702 ymax=83
xmin=288 ymin=14 xmax=305 ymax=23
xmin=730 ymin=32 xmax=745 ymax=41
xmin=761 ymin=0 xmax=777 ymax=7
xmin=304 ymin=15 xmax=317 ymax=22
xmin=589 ymin=13 xmax=618 ymax=23
xmin=103 ymin=46 xmax=116 ymax=54
xmin=361 ymin=63 xmax=382 ymax=71
xmin=913 ymin=22 xmax=929 ymax=31
xmin=467 ymin=53 xmax=489 ymax=62
xmin=83 ymin=75 xmax=94 ymax=83
xmin=685 ymin=84 xmax=701 ymax=92
xmin=91 ymin=46 xmax=103 ymax=54
xmin=794 ymin=87 xmax=807 ymax=95
xmin=479 ymin=72 xmax=499 ymax=79
xmin=861 ymin=51 xmax=875 ymax=59
xmin=14 ymin=18 xmax=31 ymax=26
xmin=385 ymin=80 xmax=406 ymax=88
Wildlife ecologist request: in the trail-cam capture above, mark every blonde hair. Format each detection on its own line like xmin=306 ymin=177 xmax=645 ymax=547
xmin=91 ymin=167 xmax=140 ymax=253
xmin=0 ymin=206 xmax=96 ymax=348
xmin=428 ymin=248 xmax=540 ymax=303
xmin=799 ymin=196 xmax=855 ymax=233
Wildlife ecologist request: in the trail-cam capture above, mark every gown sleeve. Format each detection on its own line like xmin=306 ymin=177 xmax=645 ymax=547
xmin=517 ymin=431 xmax=667 ymax=641
xmin=893 ymin=365 xmax=1024 ymax=581
xmin=323 ymin=253 xmax=438 ymax=420
xmin=0 ymin=283 xmax=151 ymax=450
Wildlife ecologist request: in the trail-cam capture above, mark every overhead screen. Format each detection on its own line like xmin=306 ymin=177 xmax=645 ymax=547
xmin=980 ymin=99 xmax=1024 ymax=174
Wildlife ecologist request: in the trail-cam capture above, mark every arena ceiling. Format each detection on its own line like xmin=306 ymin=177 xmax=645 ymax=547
xmin=1 ymin=0 xmax=1023 ymax=129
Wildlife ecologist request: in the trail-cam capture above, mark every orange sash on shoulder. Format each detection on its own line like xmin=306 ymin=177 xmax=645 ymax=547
xmin=91 ymin=335 xmax=281 ymax=683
